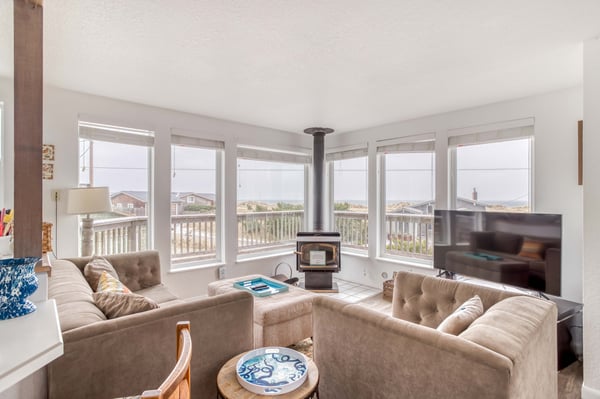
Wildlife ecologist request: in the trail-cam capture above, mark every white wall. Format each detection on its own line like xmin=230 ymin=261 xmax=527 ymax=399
xmin=327 ymin=87 xmax=584 ymax=302
xmin=0 ymin=77 xmax=308 ymax=297
xmin=0 ymin=81 xmax=13 ymax=208
xmin=582 ymin=37 xmax=600 ymax=399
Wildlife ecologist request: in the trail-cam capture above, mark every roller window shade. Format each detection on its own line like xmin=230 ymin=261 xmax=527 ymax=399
xmin=326 ymin=147 xmax=368 ymax=161
xmin=377 ymin=141 xmax=435 ymax=153
xmin=79 ymin=122 xmax=154 ymax=147
xmin=237 ymin=146 xmax=311 ymax=164
xmin=376 ymin=133 xmax=435 ymax=154
xmin=171 ymin=134 xmax=224 ymax=149
xmin=448 ymin=125 xmax=533 ymax=147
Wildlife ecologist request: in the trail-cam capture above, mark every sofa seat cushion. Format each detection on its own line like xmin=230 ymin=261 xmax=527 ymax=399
xmin=49 ymin=260 xmax=106 ymax=332
xmin=135 ymin=284 xmax=178 ymax=305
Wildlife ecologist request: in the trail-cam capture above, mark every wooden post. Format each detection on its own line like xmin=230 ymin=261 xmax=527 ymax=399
xmin=13 ymin=0 xmax=43 ymax=258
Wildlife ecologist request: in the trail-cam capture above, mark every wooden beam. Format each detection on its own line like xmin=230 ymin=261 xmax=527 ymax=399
xmin=13 ymin=0 xmax=43 ymax=258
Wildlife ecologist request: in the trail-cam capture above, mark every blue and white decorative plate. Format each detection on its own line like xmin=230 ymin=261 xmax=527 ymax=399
xmin=236 ymin=347 xmax=308 ymax=396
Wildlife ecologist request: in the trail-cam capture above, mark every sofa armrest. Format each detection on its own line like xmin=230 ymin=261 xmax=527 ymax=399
xmin=48 ymin=290 xmax=254 ymax=399
xmin=544 ymin=247 xmax=561 ymax=296
xmin=460 ymin=296 xmax=557 ymax=399
xmin=314 ymin=296 xmax=514 ymax=399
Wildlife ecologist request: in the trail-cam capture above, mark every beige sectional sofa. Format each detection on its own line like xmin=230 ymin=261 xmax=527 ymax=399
xmin=47 ymin=251 xmax=254 ymax=399
xmin=313 ymin=271 xmax=558 ymax=399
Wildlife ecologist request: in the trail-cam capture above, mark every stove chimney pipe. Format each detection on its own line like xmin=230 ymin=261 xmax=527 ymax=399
xmin=304 ymin=127 xmax=334 ymax=231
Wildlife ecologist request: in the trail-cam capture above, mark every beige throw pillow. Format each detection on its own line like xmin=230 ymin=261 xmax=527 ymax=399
xmin=93 ymin=291 xmax=158 ymax=319
xmin=437 ymin=295 xmax=484 ymax=335
xmin=84 ymin=256 xmax=119 ymax=291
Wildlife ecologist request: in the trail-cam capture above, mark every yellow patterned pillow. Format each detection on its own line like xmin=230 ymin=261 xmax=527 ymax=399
xmin=96 ymin=270 xmax=131 ymax=294
xmin=518 ymin=239 xmax=545 ymax=260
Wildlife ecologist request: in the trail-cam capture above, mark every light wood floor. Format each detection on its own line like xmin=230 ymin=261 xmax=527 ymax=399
xmin=355 ymin=293 xmax=584 ymax=399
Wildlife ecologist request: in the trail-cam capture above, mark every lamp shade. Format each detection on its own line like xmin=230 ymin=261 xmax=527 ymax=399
xmin=66 ymin=187 xmax=112 ymax=215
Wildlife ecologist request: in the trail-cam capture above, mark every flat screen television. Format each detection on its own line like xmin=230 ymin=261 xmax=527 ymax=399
xmin=433 ymin=210 xmax=562 ymax=296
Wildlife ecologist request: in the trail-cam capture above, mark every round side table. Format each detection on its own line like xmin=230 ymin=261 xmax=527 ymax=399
xmin=217 ymin=351 xmax=319 ymax=399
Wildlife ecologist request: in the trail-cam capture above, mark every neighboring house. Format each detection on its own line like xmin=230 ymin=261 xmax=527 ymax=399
xmin=111 ymin=191 xmax=216 ymax=216
xmin=172 ymin=192 xmax=215 ymax=215
xmin=392 ymin=197 xmax=486 ymax=215
xmin=111 ymin=191 xmax=148 ymax=216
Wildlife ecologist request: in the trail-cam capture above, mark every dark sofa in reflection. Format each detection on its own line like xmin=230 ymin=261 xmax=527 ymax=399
xmin=445 ymin=230 xmax=561 ymax=296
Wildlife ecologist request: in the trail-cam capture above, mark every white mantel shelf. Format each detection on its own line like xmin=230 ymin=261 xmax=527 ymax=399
xmin=0 ymin=299 xmax=63 ymax=393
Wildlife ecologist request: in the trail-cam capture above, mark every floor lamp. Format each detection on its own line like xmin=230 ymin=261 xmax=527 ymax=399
xmin=66 ymin=187 xmax=112 ymax=257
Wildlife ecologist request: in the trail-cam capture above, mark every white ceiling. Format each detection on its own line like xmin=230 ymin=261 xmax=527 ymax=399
xmin=1 ymin=1 xmax=600 ymax=134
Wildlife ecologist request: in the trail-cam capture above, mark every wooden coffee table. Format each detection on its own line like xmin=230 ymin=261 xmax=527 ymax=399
xmin=217 ymin=351 xmax=319 ymax=398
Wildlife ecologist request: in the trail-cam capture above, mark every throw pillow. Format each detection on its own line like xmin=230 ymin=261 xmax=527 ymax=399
xmin=96 ymin=270 xmax=132 ymax=294
xmin=93 ymin=291 xmax=158 ymax=319
xmin=84 ymin=256 xmax=119 ymax=291
xmin=518 ymin=239 xmax=546 ymax=260
xmin=437 ymin=295 xmax=484 ymax=335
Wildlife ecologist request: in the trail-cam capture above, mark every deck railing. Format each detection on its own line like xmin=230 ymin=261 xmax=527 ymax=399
xmin=237 ymin=210 xmax=304 ymax=254
xmin=384 ymin=213 xmax=434 ymax=259
xmin=334 ymin=211 xmax=369 ymax=251
xmin=92 ymin=210 xmax=434 ymax=261
xmin=93 ymin=216 xmax=148 ymax=255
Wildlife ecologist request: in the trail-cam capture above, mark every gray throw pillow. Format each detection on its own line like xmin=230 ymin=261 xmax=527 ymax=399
xmin=437 ymin=295 xmax=484 ymax=335
xmin=84 ymin=256 xmax=119 ymax=291
xmin=93 ymin=291 xmax=158 ymax=319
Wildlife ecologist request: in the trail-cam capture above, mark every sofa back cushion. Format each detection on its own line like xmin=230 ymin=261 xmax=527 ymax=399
xmin=49 ymin=259 xmax=107 ymax=332
xmin=493 ymin=231 xmax=523 ymax=254
xmin=66 ymin=250 xmax=162 ymax=292
xmin=392 ymin=271 xmax=516 ymax=328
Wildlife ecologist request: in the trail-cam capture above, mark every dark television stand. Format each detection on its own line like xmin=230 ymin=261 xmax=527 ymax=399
xmin=545 ymin=295 xmax=583 ymax=370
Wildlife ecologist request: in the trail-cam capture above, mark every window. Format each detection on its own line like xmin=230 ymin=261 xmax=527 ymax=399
xmin=378 ymin=137 xmax=435 ymax=262
xmin=236 ymin=146 xmax=309 ymax=256
xmin=327 ymin=148 xmax=368 ymax=252
xmin=171 ymin=134 xmax=223 ymax=267
xmin=450 ymin=124 xmax=532 ymax=212
xmin=78 ymin=121 xmax=154 ymax=255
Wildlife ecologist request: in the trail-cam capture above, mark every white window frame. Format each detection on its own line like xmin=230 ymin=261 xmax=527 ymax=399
xmin=448 ymin=120 xmax=534 ymax=211
xmin=326 ymin=145 xmax=369 ymax=254
xmin=170 ymin=134 xmax=225 ymax=269
xmin=236 ymin=145 xmax=310 ymax=259
xmin=78 ymin=120 xmax=155 ymax=252
xmin=377 ymin=134 xmax=436 ymax=265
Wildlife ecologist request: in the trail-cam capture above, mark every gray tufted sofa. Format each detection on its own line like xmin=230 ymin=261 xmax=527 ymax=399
xmin=313 ymin=271 xmax=558 ymax=399
xmin=47 ymin=250 xmax=254 ymax=399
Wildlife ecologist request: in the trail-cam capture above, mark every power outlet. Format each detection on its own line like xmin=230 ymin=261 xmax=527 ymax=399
xmin=51 ymin=190 xmax=60 ymax=201
xmin=218 ymin=266 xmax=226 ymax=280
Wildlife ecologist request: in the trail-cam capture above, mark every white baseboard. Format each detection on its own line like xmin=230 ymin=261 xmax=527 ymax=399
xmin=583 ymin=382 xmax=600 ymax=399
